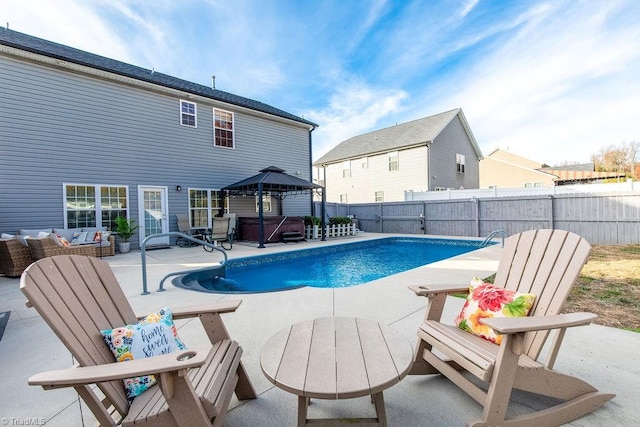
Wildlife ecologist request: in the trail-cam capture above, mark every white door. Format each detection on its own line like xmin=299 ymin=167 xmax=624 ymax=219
xmin=138 ymin=186 xmax=170 ymax=247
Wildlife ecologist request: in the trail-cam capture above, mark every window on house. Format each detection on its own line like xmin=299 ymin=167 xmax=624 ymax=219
xmin=65 ymin=184 xmax=128 ymax=230
xmin=214 ymin=109 xmax=234 ymax=148
xmin=180 ymin=100 xmax=197 ymax=127
xmin=255 ymin=192 xmax=272 ymax=212
xmin=361 ymin=157 xmax=368 ymax=169
xmin=342 ymin=160 xmax=351 ymax=178
xmin=389 ymin=152 xmax=399 ymax=171
xmin=375 ymin=191 xmax=384 ymax=202
xmin=189 ymin=189 xmax=226 ymax=228
xmin=524 ymin=182 xmax=544 ymax=188
xmin=456 ymin=154 xmax=465 ymax=173
xmin=340 ymin=194 xmax=348 ymax=203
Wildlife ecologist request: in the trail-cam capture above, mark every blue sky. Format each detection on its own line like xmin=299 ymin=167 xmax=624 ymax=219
xmin=3 ymin=0 xmax=639 ymax=165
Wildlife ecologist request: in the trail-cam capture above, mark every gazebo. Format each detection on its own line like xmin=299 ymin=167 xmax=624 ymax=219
xmin=222 ymin=166 xmax=325 ymax=248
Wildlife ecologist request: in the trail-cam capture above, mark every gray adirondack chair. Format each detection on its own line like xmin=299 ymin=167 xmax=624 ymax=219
xmin=409 ymin=229 xmax=614 ymax=426
xmin=20 ymin=255 xmax=256 ymax=426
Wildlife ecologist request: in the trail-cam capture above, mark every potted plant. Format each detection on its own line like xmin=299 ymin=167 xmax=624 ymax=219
xmin=114 ymin=215 xmax=139 ymax=253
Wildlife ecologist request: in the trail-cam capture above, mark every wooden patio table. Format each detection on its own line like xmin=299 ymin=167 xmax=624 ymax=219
xmin=260 ymin=317 xmax=413 ymax=426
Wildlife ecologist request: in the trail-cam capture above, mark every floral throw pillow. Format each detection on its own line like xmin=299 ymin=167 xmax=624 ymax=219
xmin=100 ymin=307 xmax=187 ymax=400
xmin=454 ymin=277 xmax=536 ymax=345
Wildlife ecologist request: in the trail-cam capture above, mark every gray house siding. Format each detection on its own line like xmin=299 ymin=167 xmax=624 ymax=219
xmin=429 ymin=115 xmax=480 ymax=191
xmin=0 ymin=52 xmax=313 ymax=238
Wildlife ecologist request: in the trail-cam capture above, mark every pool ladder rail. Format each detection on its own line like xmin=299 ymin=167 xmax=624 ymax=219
xmin=480 ymin=229 xmax=507 ymax=248
xmin=140 ymin=232 xmax=228 ymax=295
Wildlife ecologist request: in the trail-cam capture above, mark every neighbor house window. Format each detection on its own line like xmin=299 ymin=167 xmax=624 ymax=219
xmin=214 ymin=109 xmax=234 ymax=148
xmin=340 ymin=194 xmax=348 ymax=203
xmin=524 ymin=182 xmax=543 ymax=188
xmin=456 ymin=154 xmax=465 ymax=173
xmin=180 ymin=100 xmax=197 ymax=127
xmin=388 ymin=152 xmax=398 ymax=171
xmin=342 ymin=160 xmax=351 ymax=178
xmin=64 ymin=184 xmax=128 ymax=230
xmin=189 ymin=189 xmax=226 ymax=228
xmin=361 ymin=157 xmax=368 ymax=169
xmin=255 ymin=192 xmax=272 ymax=212
xmin=375 ymin=191 xmax=384 ymax=202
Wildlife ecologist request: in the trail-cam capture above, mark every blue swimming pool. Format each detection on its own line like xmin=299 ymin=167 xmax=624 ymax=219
xmin=172 ymin=237 xmax=486 ymax=293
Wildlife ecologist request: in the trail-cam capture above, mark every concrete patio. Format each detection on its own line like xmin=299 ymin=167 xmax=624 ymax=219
xmin=0 ymin=234 xmax=636 ymax=426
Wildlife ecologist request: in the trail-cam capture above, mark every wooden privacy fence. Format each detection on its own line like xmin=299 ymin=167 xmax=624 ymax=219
xmin=313 ymin=192 xmax=640 ymax=244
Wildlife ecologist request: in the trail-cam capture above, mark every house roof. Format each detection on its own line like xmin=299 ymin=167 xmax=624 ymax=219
xmin=313 ymin=108 xmax=482 ymax=165
xmin=0 ymin=28 xmax=317 ymax=128
xmin=223 ymin=166 xmax=322 ymax=194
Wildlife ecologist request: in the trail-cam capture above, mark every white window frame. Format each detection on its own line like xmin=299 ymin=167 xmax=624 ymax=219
xmin=340 ymin=194 xmax=348 ymax=203
xmin=214 ymin=108 xmax=235 ymax=149
xmin=375 ymin=191 xmax=384 ymax=202
xmin=180 ymin=100 xmax=197 ymax=127
xmin=524 ymin=182 xmax=544 ymax=188
xmin=388 ymin=151 xmax=399 ymax=171
xmin=63 ymin=183 xmax=129 ymax=230
xmin=189 ymin=188 xmax=227 ymax=228
xmin=255 ymin=192 xmax=272 ymax=212
xmin=456 ymin=153 xmax=466 ymax=173
xmin=361 ymin=157 xmax=369 ymax=169
xmin=342 ymin=160 xmax=351 ymax=178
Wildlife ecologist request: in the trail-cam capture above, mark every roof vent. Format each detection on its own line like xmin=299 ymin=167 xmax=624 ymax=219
xmin=211 ymin=75 xmax=216 ymax=89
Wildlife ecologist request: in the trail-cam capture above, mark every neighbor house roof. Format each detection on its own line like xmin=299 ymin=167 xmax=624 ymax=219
xmin=314 ymin=108 xmax=481 ymax=165
xmin=0 ymin=28 xmax=317 ymax=128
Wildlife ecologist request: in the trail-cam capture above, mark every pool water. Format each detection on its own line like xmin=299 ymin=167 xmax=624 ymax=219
xmin=173 ymin=237 xmax=485 ymax=293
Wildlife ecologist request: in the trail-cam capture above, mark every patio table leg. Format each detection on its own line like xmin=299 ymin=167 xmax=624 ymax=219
xmin=298 ymin=395 xmax=309 ymax=427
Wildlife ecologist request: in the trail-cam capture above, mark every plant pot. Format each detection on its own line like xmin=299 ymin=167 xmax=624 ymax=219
xmin=118 ymin=242 xmax=131 ymax=253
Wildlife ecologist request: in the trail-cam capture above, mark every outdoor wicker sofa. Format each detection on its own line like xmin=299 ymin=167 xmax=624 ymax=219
xmin=27 ymin=238 xmax=97 ymax=261
xmin=0 ymin=238 xmax=33 ymax=277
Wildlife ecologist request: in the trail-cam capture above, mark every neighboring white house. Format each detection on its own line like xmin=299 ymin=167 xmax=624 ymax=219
xmin=313 ymin=109 xmax=482 ymax=203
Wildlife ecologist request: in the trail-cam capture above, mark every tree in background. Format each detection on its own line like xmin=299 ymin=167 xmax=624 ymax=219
xmin=591 ymin=141 xmax=639 ymax=179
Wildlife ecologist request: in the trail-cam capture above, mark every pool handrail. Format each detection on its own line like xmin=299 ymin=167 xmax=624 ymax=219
xmin=140 ymin=232 xmax=227 ymax=295
xmin=480 ymin=229 xmax=507 ymax=248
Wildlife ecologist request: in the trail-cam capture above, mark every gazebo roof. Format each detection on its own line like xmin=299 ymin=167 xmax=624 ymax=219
xmin=223 ymin=166 xmax=322 ymax=194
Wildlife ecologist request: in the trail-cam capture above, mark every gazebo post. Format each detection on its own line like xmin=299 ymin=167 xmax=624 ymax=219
xmin=321 ymin=186 xmax=326 ymax=241
xmin=258 ymin=182 xmax=265 ymax=248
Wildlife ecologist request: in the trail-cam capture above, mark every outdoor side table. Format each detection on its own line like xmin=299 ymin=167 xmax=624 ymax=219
xmin=260 ymin=317 xmax=413 ymax=426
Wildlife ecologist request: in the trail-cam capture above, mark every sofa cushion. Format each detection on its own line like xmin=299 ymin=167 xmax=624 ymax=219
xmin=19 ymin=228 xmax=53 ymax=237
xmin=53 ymin=228 xmax=82 ymax=243
xmin=82 ymin=227 xmax=107 ymax=242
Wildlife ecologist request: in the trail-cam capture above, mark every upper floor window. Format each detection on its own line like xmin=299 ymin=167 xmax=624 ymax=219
xmin=456 ymin=153 xmax=465 ymax=173
xmin=340 ymin=194 xmax=348 ymax=203
xmin=388 ymin=152 xmax=399 ymax=171
xmin=375 ymin=191 xmax=384 ymax=202
xmin=524 ymin=182 xmax=543 ymax=188
xmin=361 ymin=157 xmax=369 ymax=169
xmin=214 ymin=109 xmax=234 ymax=148
xmin=180 ymin=100 xmax=197 ymax=127
xmin=342 ymin=160 xmax=351 ymax=178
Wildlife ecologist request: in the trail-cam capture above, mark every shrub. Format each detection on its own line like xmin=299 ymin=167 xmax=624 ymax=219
xmin=328 ymin=216 xmax=352 ymax=225
xmin=304 ymin=216 xmax=321 ymax=226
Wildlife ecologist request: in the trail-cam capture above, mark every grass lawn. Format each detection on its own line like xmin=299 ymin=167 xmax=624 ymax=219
xmin=563 ymin=244 xmax=640 ymax=332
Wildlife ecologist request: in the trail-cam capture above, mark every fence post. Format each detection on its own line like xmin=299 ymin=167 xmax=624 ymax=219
xmin=473 ymin=197 xmax=480 ymax=237
xmin=548 ymin=195 xmax=554 ymax=229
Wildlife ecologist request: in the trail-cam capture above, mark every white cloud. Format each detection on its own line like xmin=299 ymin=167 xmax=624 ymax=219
xmin=304 ymin=81 xmax=408 ymax=160
xmin=424 ymin=1 xmax=640 ymax=164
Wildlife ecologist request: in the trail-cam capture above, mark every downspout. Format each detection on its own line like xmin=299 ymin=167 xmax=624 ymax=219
xmin=258 ymin=182 xmax=265 ymax=248
xmin=308 ymin=125 xmax=316 ymax=214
